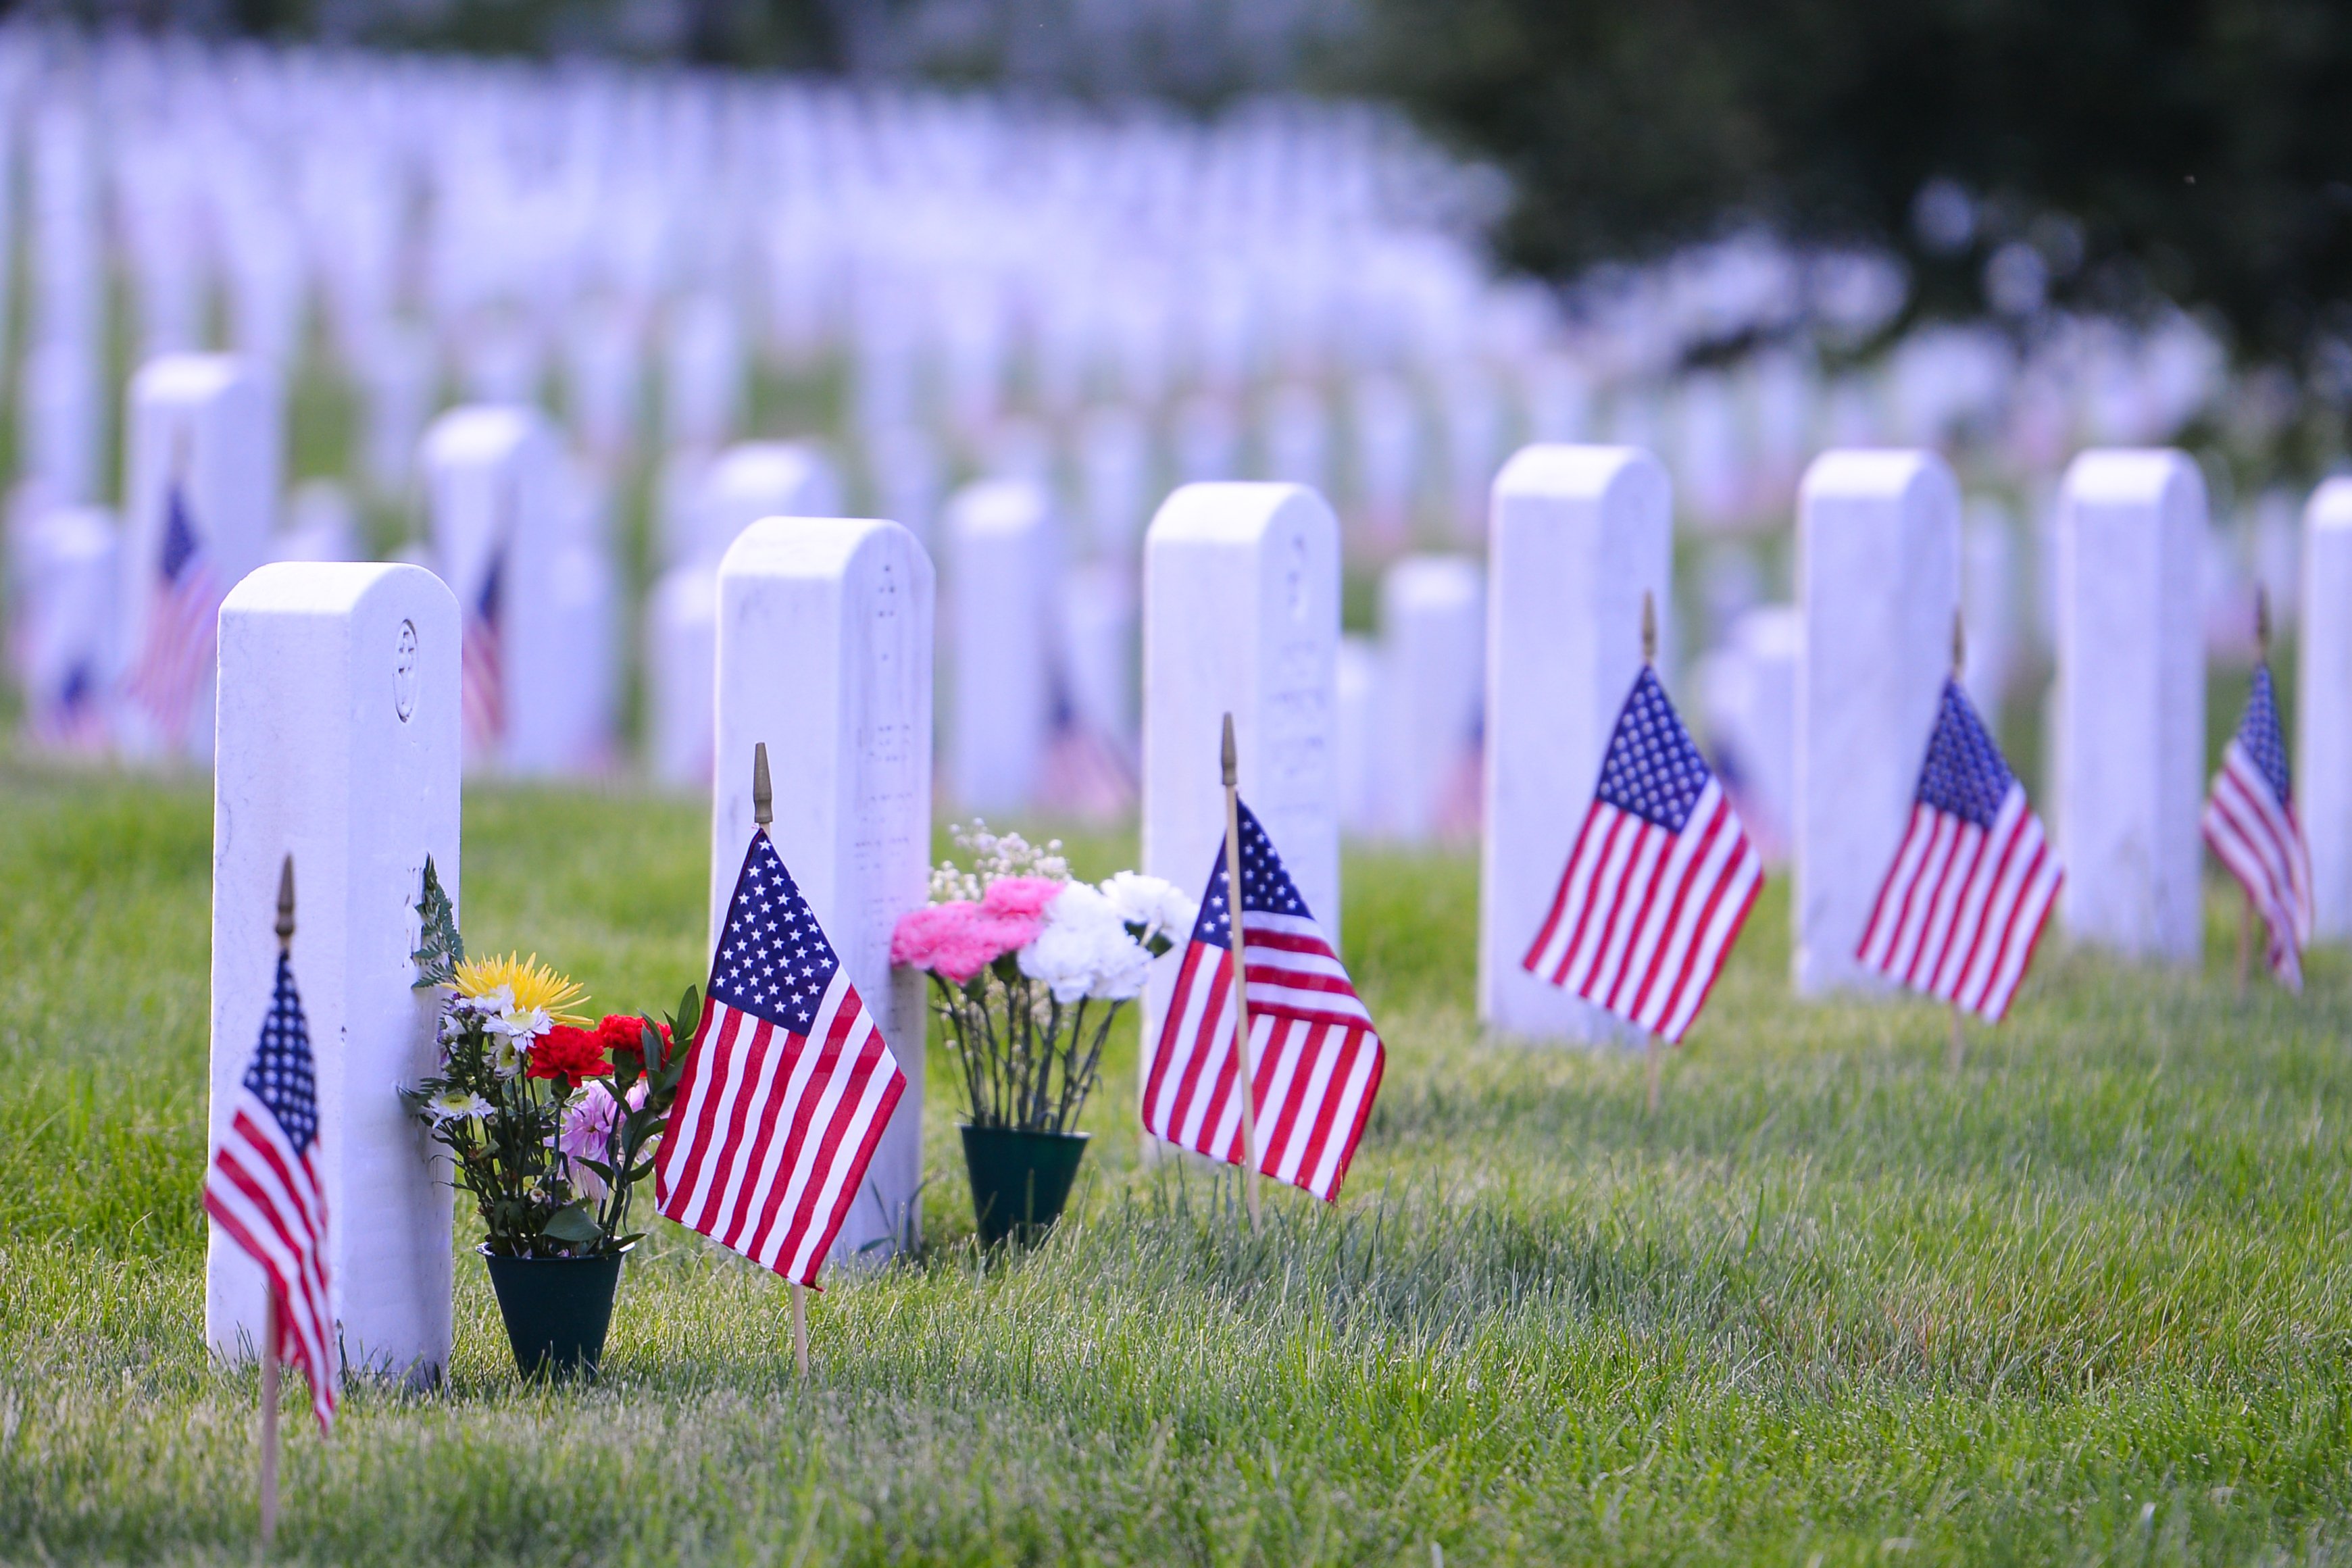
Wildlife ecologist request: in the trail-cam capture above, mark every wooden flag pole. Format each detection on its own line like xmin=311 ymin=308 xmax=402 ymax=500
xmin=1222 ymin=714 xmax=1263 ymax=1230
xmin=259 ymin=855 xmax=295 ymax=1554
xmin=753 ymin=743 xmax=812 ymax=1380
xmin=1641 ymin=597 xmax=1664 ymax=1117
xmin=1949 ymin=612 xmax=1968 ymax=1074
xmin=259 ymin=1294 xmax=281 ymax=1552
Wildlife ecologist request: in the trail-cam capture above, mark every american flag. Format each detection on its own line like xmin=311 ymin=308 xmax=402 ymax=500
xmin=2203 ymin=662 xmax=2313 ymax=990
xmin=655 ymin=830 xmax=906 ymax=1286
xmin=32 ymin=660 xmax=107 ymax=751
xmin=1142 ymin=801 xmax=1385 ymax=1202
xmin=1857 ymin=678 xmax=2060 ymax=1020
xmin=1522 ymin=665 xmax=1763 ymax=1042
xmin=461 ymin=552 xmax=503 ymax=755
xmin=202 ymin=950 xmax=337 ymax=1431
xmin=121 ymin=484 xmax=221 ymax=747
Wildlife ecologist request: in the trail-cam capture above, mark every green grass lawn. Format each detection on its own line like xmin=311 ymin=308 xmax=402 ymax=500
xmin=4 ymin=757 xmax=2351 ymax=1565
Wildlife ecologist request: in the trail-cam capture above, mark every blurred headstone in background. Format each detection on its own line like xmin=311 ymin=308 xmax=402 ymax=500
xmin=2303 ymin=479 xmax=2352 ymax=940
xmin=2052 ymin=450 xmax=2207 ymax=965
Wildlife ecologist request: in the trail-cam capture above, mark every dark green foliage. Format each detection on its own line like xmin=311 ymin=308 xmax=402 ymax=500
xmin=1360 ymin=0 xmax=2352 ymax=370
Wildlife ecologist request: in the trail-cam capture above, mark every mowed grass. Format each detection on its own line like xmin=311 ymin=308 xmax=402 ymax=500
xmin=4 ymin=761 xmax=2352 ymax=1565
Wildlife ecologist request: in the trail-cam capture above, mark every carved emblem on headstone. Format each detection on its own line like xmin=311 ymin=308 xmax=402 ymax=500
xmin=393 ymin=619 xmax=420 ymax=722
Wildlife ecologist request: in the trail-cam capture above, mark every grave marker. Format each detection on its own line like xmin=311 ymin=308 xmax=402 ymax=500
xmin=2052 ymin=449 xmax=2206 ymax=962
xmin=422 ymin=405 xmax=611 ymax=776
xmin=2304 ymin=478 xmax=2352 ymax=939
xmin=209 ymin=561 xmax=459 ymax=1388
xmin=711 ymin=516 xmax=932 ymax=1260
xmin=1793 ymin=449 xmax=1959 ymax=993
xmin=120 ymin=354 xmax=280 ymax=762
xmin=1378 ymin=555 xmax=1484 ymax=842
xmin=947 ymin=479 xmax=1057 ymax=815
xmin=1478 ymin=445 xmax=1672 ymax=1041
xmin=1141 ymin=482 xmax=1341 ymax=1065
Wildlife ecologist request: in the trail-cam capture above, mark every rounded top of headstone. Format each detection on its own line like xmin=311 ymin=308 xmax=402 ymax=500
xmin=709 ymin=442 xmax=841 ymax=518
xmin=1798 ymin=447 xmax=1959 ymax=510
xmin=221 ymin=560 xmax=458 ymax=620
xmin=2309 ymin=476 xmax=2352 ymax=530
xmin=1492 ymin=443 xmax=1668 ymax=508
xmin=719 ymin=514 xmax=933 ymax=588
xmin=945 ymin=478 xmax=1052 ymax=540
xmin=1145 ymin=481 xmax=1336 ymax=549
xmin=2057 ymin=447 xmax=2205 ymax=512
xmin=130 ymin=353 xmax=255 ymax=403
xmin=1381 ymin=553 xmax=1482 ymax=613
xmin=421 ymin=405 xmax=552 ymax=468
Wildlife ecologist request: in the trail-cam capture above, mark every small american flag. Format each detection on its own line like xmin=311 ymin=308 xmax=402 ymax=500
xmin=1142 ymin=801 xmax=1385 ymax=1201
xmin=202 ymin=951 xmax=337 ymax=1431
xmin=1857 ymin=678 xmax=2060 ymax=1019
xmin=461 ymin=553 xmax=504 ymax=755
xmin=32 ymin=660 xmax=107 ymax=751
xmin=1522 ymin=665 xmax=1763 ymax=1042
xmin=2203 ymin=662 xmax=2313 ymax=990
xmin=121 ymin=484 xmax=221 ymax=747
xmin=655 ymin=830 xmax=905 ymax=1286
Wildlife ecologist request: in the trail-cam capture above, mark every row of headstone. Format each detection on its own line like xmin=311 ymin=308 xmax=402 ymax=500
xmin=207 ymin=507 xmax=934 ymax=1381
xmin=10 ymin=34 xmax=2245 ymax=565
xmin=202 ymin=445 xmax=2352 ymax=1380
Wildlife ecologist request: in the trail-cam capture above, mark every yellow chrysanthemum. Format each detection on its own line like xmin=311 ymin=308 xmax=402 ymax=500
xmin=453 ymin=953 xmax=592 ymax=1027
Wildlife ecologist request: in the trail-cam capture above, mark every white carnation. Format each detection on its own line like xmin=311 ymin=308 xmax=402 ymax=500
xmin=1099 ymin=871 xmax=1197 ymax=945
xmin=1018 ymin=883 xmax=1152 ymax=1003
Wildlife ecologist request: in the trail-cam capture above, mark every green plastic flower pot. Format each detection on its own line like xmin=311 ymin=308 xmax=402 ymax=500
xmin=959 ymin=1124 xmax=1089 ymax=1246
xmin=481 ymin=1247 xmax=625 ymax=1380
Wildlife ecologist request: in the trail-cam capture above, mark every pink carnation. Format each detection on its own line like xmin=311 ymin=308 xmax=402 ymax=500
xmin=892 ymin=900 xmax=1043 ymax=984
xmin=982 ymin=876 xmax=1066 ymax=920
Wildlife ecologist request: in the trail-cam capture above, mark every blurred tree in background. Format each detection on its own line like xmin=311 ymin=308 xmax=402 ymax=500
xmin=1356 ymin=0 xmax=2352 ymax=376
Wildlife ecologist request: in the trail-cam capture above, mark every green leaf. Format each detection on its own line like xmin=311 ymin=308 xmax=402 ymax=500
xmin=410 ymin=857 xmax=465 ymax=989
xmin=543 ymin=1203 xmax=601 ymax=1244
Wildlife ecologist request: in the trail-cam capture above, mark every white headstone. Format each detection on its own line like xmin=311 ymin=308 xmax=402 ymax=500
xmin=1478 ymin=445 xmax=1672 ymax=1041
xmin=646 ymin=561 xmax=718 ymax=790
xmin=2051 ymin=449 xmax=2207 ymax=962
xmin=1078 ymin=404 xmax=1151 ymax=561
xmin=1059 ymin=559 xmax=1137 ymax=746
xmin=1141 ymin=482 xmax=1341 ymax=1068
xmin=1793 ymin=449 xmax=1960 ymax=994
xmin=1377 ymin=554 xmax=1484 ymax=842
xmin=272 ymin=480 xmax=359 ymax=565
xmin=690 ymin=441 xmax=841 ymax=565
xmin=14 ymin=505 xmax=117 ymax=749
xmin=947 ymin=478 xmax=1057 ymax=815
xmin=209 ymin=561 xmax=459 ymax=1388
xmin=1351 ymin=374 xmax=1421 ymax=548
xmin=1696 ymin=605 xmax=1798 ymax=863
xmin=2302 ymin=478 xmax=2352 ymax=939
xmin=1336 ymin=635 xmax=1381 ymax=835
xmin=711 ymin=516 xmax=932 ymax=1259
xmin=421 ymin=405 xmax=611 ymax=776
xmin=1961 ymin=500 xmax=2016 ymax=736
xmin=120 ymin=354 xmax=281 ymax=762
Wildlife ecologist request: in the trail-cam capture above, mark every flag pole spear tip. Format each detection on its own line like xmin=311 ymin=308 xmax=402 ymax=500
xmin=1953 ymin=608 xmax=1967 ymax=680
xmin=275 ymin=855 xmax=295 ymax=950
xmin=2256 ymin=586 xmax=2271 ymax=661
xmin=1221 ymin=712 xmax=1236 ymax=786
xmin=753 ymin=742 xmax=773 ymax=828
xmin=1641 ymin=591 xmax=1657 ymax=665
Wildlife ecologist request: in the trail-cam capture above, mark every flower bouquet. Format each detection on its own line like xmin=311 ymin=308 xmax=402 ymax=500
xmin=891 ymin=823 xmax=1193 ymax=1244
xmin=401 ymin=861 xmax=697 ymax=1377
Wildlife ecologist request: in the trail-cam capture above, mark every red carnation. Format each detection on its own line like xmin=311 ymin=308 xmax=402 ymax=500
xmin=530 ymin=1024 xmax=615 ymax=1090
xmin=600 ymin=1013 xmax=674 ymax=1078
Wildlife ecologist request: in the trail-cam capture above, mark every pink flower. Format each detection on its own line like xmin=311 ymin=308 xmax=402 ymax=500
xmin=891 ymin=899 xmax=1045 ymax=984
xmin=982 ymin=877 xmax=1065 ymax=920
